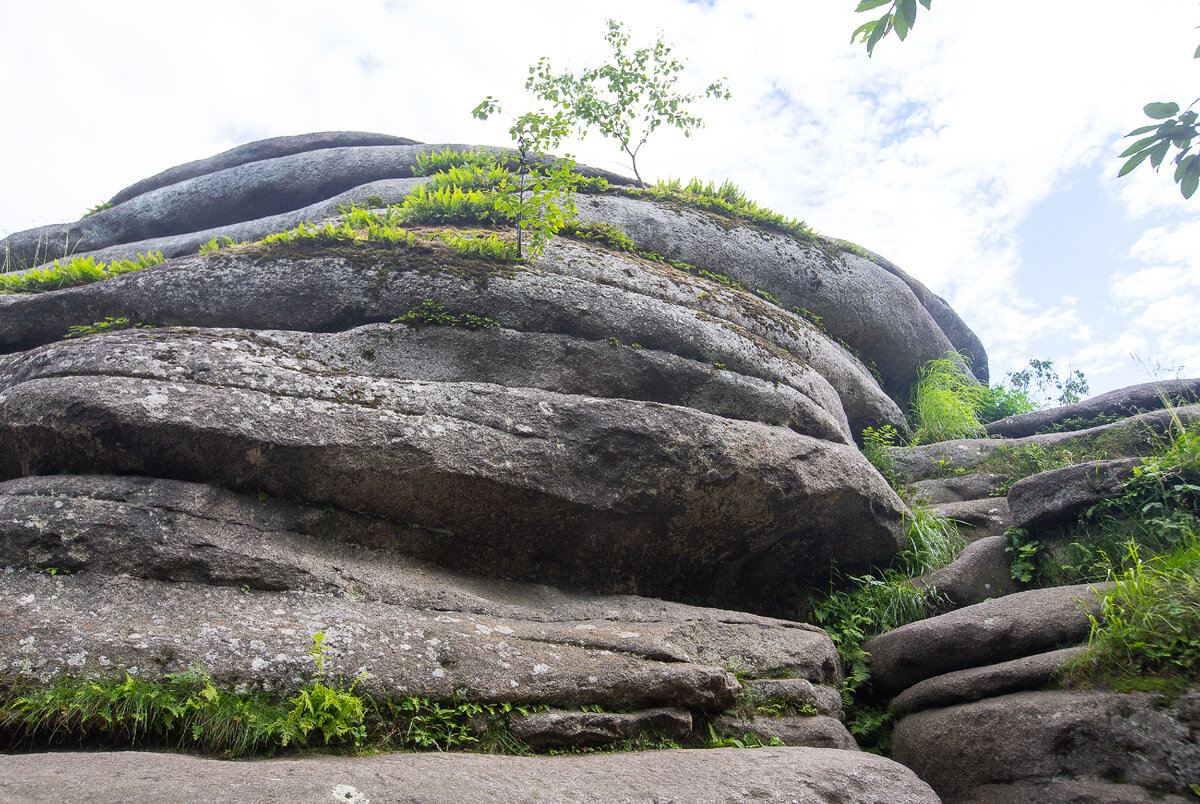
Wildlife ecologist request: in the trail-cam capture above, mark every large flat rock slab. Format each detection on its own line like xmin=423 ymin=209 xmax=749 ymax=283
xmin=892 ymin=689 xmax=1200 ymax=803
xmin=0 ymin=747 xmax=942 ymax=804
xmin=985 ymin=377 xmax=1200 ymax=438
xmin=864 ymin=583 xmax=1108 ymax=694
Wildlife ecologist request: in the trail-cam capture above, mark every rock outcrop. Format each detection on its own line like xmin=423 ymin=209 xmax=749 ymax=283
xmin=0 ymin=133 xmax=979 ymax=800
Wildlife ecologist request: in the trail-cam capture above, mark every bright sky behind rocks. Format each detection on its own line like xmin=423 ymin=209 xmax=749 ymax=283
xmin=2 ymin=0 xmax=1197 ymax=397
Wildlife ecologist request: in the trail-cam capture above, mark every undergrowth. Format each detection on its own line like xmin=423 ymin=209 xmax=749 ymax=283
xmin=0 ymin=251 xmax=163 ymax=294
xmin=805 ymin=505 xmax=963 ymax=751
xmin=625 ymin=177 xmax=818 ymax=244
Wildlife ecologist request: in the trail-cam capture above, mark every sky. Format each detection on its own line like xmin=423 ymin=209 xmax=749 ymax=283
xmin=2 ymin=0 xmax=1198 ymax=398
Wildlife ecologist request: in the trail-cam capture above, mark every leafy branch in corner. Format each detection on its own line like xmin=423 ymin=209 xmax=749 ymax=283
xmin=851 ymin=0 xmax=931 ymax=57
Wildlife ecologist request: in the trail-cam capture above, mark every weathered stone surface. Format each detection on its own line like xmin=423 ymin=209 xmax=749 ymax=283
xmin=891 ymin=405 xmax=1200 ymax=483
xmin=864 ymin=583 xmax=1109 ymax=694
xmin=0 ymin=568 xmax=743 ymax=711
xmin=709 ymin=713 xmax=858 ymax=750
xmin=742 ymin=678 xmax=843 ymax=717
xmin=576 ymin=194 xmax=977 ymax=399
xmin=985 ymin=377 xmax=1200 ymax=438
xmin=892 ymin=689 xmax=1200 ymax=802
xmin=0 ymin=748 xmax=942 ymax=804
xmin=509 ymin=707 xmax=692 ymax=748
xmin=107 ymin=131 xmax=421 ymax=206
xmin=1008 ymin=458 xmax=1142 ymax=532
xmin=0 ymin=327 xmax=905 ymax=614
xmin=75 ymin=176 xmax=430 ymax=265
xmin=929 ymin=497 xmax=1011 ymax=542
xmin=907 ymin=473 xmax=1010 ymax=504
xmin=916 ymin=535 xmax=1019 ymax=607
xmin=889 ymin=646 xmax=1087 ymax=717
xmin=0 ymin=240 xmax=910 ymax=441
xmin=953 ymin=779 xmax=1193 ymax=804
xmin=0 ymin=475 xmax=844 ymax=693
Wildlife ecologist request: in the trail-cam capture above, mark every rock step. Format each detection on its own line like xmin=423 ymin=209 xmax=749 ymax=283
xmin=915 ymin=535 xmax=1018 ymax=607
xmin=889 ymin=646 xmax=1086 ymax=717
xmin=890 ymin=405 xmax=1200 ymax=484
xmin=1007 ymin=458 xmax=1142 ymax=532
xmin=907 ymin=473 xmax=1010 ymax=504
xmin=929 ymin=497 xmax=1011 ymax=543
xmin=985 ymin=377 xmax=1200 ymax=438
xmin=864 ymin=583 xmax=1109 ymax=695
xmin=708 ymin=713 xmax=857 ymax=750
xmin=892 ymin=689 xmax=1200 ymax=803
xmin=0 ymin=748 xmax=942 ymax=803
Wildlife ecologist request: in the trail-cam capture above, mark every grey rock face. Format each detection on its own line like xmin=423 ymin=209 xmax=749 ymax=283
xmin=864 ymin=583 xmax=1109 ymax=694
xmin=892 ymin=689 xmax=1200 ymax=802
xmin=0 ymin=240 xmax=907 ymax=441
xmin=509 ymin=707 xmax=692 ymax=749
xmin=0 ymin=475 xmax=843 ymax=695
xmin=985 ymin=377 xmax=1200 ymax=438
xmin=916 ymin=534 xmax=1019 ymax=607
xmin=929 ymin=497 xmax=1011 ymax=542
xmin=107 ymin=131 xmax=421 ymax=206
xmin=575 ymin=194 xmax=977 ymax=400
xmin=742 ymin=677 xmax=844 ymax=717
xmin=0 ymin=748 xmax=943 ymax=804
xmin=891 ymin=405 xmax=1200 ymax=483
xmin=0 ymin=328 xmax=904 ymax=614
xmin=907 ymin=473 xmax=1011 ymax=504
xmin=889 ymin=646 xmax=1087 ymax=717
xmin=1007 ymin=458 xmax=1142 ymax=532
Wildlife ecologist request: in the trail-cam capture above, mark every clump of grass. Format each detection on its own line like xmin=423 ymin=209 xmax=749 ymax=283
xmin=0 ymin=252 xmax=164 ymax=294
xmin=561 ymin=221 xmax=638 ymax=253
xmin=82 ymin=202 xmax=113 ymax=218
xmin=1062 ymin=536 xmax=1200 ymax=687
xmin=0 ymin=633 xmax=366 ymax=757
xmin=412 ymin=147 xmax=498 ymax=177
xmin=64 ymin=317 xmax=152 ymax=339
xmin=392 ymin=299 xmax=499 ymax=330
xmin=910 ymin=353 xmax=986 ymax=445
xmin=623 ymin=177 xmax=817 ymax=243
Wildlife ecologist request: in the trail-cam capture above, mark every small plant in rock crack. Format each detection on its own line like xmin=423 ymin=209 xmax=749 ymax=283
xmin=64 ymin=317 xmax=153 ymax=339
xmin=391 ymin=299 xmax=499 ymax=330
xmin=277 ymin=631 xmax=367 ymax=748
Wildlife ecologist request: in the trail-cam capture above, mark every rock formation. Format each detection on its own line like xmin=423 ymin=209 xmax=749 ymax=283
xmin=0 ymin=132 xmax=953 ymax=802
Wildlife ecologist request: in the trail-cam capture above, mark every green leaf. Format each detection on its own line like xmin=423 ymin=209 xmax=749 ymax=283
xmin=1145 ymin=102 xmax=1181 ymax=119
xmin=1182 ymin=175 xmax=1198 ymax=199
xmin=1118 ymin=149 xmax=1152 ymax=177
xmin=1120 ymin=134 xmax=1162 ymax=157
xmin=851 ymin=20 xmax=877 ymax=43
xmin=1149 ymin=140 xmax=1171 ymax=169
xmin=866 ymin=13 xmax=891 ymax=55
xmin=919 ymin=0 xmax=932 ymax=7
xmin=894 ymin=7 xmax=910 ymax=39
xmin=855 ymin=0 xmax=892 ymax=10
xmin=899 ymin=0 xmax=917 ymax=30
xmin=1126 ymin=124 xmax=1160 ymax=136
xmin=1194 ymin=43 xmax=1200 ymax=59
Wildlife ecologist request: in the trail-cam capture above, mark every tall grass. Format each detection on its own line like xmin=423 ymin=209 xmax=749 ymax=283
xmin=910 ymin=353 xmax=986 ymax=444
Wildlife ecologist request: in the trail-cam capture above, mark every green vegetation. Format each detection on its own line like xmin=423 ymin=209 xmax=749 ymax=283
xmin=82 ymin=201 xmax=113 ymax=218
xmin=851 ymin=2 xmax=1199 ymax=200
xmin=391 ymin=299 xmax=499 ymax=330
xmin=861 ymin=424 xmax=901 ymax=487
xmin=0 ymin=251 xmax=164 ymax=294
xmin=64 ymin=317 xmax=152 ymax=339
xmin=806 ymin=505 xmax=963 ymax=749
xmin=621 ymin=177 xmax=817 ymax=243
xmin=519 ymin=19 xmax=730 ymax=186
xmin=909 ymin=353 xmax=986 ymax=444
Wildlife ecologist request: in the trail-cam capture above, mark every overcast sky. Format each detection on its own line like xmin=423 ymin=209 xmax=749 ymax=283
xmin=2 ymin=0 xmax=1198 ymax=398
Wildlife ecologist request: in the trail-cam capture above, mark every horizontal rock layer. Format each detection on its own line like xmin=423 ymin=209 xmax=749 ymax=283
xmin=0 ymin=748 xmax=942 ymax=804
